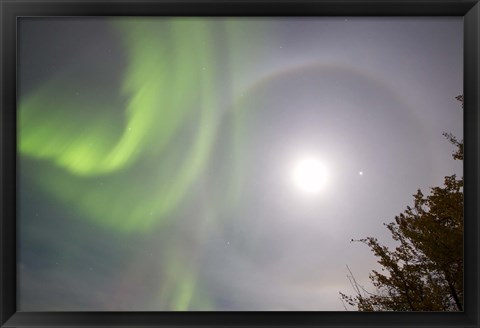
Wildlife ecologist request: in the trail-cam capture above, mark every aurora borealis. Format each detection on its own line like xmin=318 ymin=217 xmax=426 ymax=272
xmin=18 ymin=17 xmax=462 ymax=310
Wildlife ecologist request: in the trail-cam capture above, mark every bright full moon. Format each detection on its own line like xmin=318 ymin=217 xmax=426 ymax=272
xmin=293 ymin=158 xmax=329 ymax=193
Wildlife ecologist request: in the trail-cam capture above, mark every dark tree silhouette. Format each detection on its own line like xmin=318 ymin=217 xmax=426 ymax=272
xmin=340 ymin=97 xmax=463 ymax=311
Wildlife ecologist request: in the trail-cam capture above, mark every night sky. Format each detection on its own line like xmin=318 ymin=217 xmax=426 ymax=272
xmin=18 ymin=17 xmax=463 ymax=311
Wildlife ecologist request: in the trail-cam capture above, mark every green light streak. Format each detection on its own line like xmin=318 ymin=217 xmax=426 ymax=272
xmin=19 ymin=18 xmax=269 ymax=310
xmin=19 ymin=19 xmax=219 ymax=233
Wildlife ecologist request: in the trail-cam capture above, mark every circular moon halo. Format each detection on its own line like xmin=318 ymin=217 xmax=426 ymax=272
xmin=293 ymin=158 xmax=328 ymax=194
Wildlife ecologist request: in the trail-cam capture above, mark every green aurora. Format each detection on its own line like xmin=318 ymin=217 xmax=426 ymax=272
xmin=18 ymin=17 xmax=287 ymax=310
xmin=19 ymin=19 xmax=254 ymax=310
xmin=20 ymin=19 xmax=245 ymax=232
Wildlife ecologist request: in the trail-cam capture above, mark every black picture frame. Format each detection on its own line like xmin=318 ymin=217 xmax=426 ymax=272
xmin=1 ymin=0 xmax=479 ymax=327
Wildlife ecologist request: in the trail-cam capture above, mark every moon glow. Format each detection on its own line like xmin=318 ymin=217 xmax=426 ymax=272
xmin=292 ymin=158 xmax=329 ymax=194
